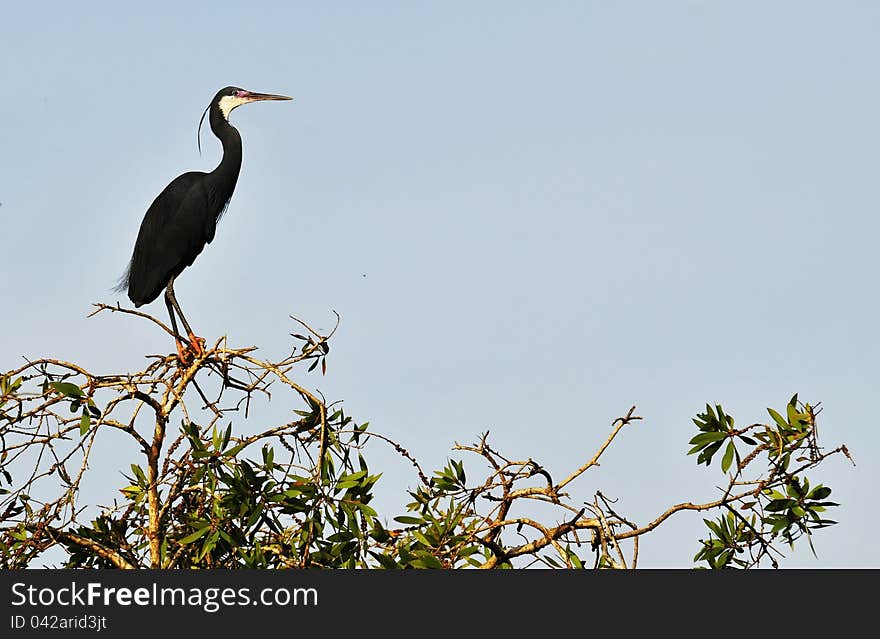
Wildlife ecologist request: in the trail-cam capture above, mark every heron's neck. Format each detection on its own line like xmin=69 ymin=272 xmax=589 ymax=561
xmin=209 ymin=109 xmax=243 ymax=188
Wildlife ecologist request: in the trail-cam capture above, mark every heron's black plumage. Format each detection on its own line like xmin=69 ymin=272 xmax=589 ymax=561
xmin=119 ymin=87 xmax=244 ymax=306
xmin=115 ymin=85 xmax=291 ymax=359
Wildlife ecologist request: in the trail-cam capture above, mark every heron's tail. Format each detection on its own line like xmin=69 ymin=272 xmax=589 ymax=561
xmin=111 ymin=265 xmax=131 ymax=296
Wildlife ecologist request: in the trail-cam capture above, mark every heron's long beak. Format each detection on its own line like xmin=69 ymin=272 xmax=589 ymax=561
xmin=243 ymin=91 xmax=293 ymax=102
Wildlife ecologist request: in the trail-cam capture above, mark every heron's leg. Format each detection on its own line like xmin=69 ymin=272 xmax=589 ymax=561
xmin=164 ymin=278 xmax=205 ymax=359
xmin=164 ymin=283 xmax=190 ymax=362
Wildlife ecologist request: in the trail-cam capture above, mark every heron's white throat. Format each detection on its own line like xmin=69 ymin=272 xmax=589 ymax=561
xmin=218 ymin=95 xmax=250 ymax=120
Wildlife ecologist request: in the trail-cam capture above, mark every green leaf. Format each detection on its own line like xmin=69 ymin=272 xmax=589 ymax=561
xmin=356 ymin=503 xmax=378 ymax=518
xmin=222 ymin=442 xmax=246 ymax=458
xmin=199 ymin=530 xmax=220 ymax=560
xmin=49 ymin=381 xmax=83 ymax=398
xmin=119 ymin=485 xmax=140 ymax=499
xmin=767 ymin=408 xmax=788 ymax=430
xmin=79 ymin=412 xmax=90 ymax=436
xmin=697 ymin=440 xmax=725 ymax=466
xmin=568 ymin=549 xmax=584 ymax=569
xmin=338 ymin=470 xmax=368 ymax=484
xmin=454 ymin=460 xmax=466 ymax=484
xmin=765 ymin=499 xmax=796 ymax=512
xmin=703 ymin=518 xmax=725 ymax=540
xmin=721 ymin=441 xmax=735 ymax=474
xmin=394 ymin=516 xmax=423 ymax=525
xmin=370 ymin=552 xmax=399 ymax=569
xmin=688 ymin=432 xmax=728 ymax=446
xmin=130 ymin=464 xmax=147 ymax=486
xmin=410 ymin=553 xmax=443 ymax=569
xmin=412 ymin=530 xmax=433 ymax=547
xmin=179 ymin=525 xmax=211 ymax=545
xmin=687 ymin=442 xmax=707 ymax=456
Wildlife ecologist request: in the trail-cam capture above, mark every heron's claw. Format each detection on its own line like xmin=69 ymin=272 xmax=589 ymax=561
xmin=187 ymin=332 xmax=206 ymax=358
xmin=175 ymin=340 xmax=193 ymax=365
xmin=174 ymin=333 xmax=206 ymax=366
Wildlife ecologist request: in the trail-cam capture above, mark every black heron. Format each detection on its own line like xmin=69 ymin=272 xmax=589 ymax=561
xmin=116 ymin=86 xmax=292 ymax=361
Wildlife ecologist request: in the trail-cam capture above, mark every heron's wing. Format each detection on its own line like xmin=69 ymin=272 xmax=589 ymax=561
xmin=123 ymin=171 xmax=210 ymax=306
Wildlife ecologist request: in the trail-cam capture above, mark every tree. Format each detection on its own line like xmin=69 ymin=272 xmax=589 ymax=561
xmin=0 ymin=306 xmax=853 ymax=569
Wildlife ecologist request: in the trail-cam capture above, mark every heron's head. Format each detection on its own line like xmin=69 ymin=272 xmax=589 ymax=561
xmin=197 ymin=86 xmax=292 ymax=154
xmin=215 ymin=86 xmax=293 ymax=120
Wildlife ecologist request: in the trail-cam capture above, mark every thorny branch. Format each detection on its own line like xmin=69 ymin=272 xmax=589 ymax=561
xmin=0 ymin=307 xmax=852 ymax=569
xmin=0 ymin=306 xmax=353 ymax=568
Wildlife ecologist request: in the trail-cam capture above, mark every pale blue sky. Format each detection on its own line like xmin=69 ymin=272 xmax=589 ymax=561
xmin=2 ymin=2 xmax=877 ymax=567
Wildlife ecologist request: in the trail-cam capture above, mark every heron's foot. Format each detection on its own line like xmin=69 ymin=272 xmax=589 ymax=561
xmin=175 ymin=339 xmax=193 ymax=365
xmin=187 ymin=332 xmax=206 ymax=358
xmin=174 ymin=334 xmax=205 ymax=365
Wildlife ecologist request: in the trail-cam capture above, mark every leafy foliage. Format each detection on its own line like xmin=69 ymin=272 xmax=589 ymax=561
xmin=0 ymin=309 xmax=853 ymax=569
xmin=689 ymin=395 xmax=847 ymax=568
